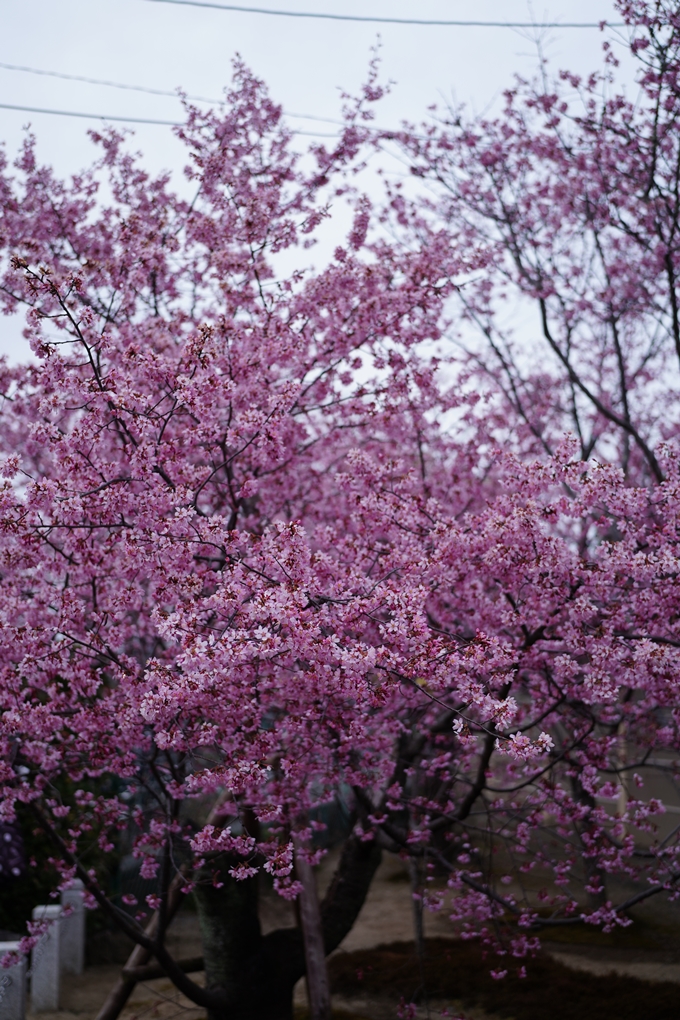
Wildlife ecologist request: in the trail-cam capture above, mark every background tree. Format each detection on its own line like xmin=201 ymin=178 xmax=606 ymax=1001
xmin=2 ymin=8 xmax=680 ymax=1020
xmin=398 ymin=0 xmax=680 ymax=485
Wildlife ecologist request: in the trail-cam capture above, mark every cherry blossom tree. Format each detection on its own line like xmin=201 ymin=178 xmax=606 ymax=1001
xmin=1 ymin=7 xmax=680 ymax=1020
xmin=398 ymin=0 xmax=680 ymax=485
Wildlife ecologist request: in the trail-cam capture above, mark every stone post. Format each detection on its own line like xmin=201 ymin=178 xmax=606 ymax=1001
xmin=60 ymin=880 xmax=85 ymax=975
xmin=0 ymin=943 xmax=27 ymax=1020
xmin=30 ymin=906 xmax=61 ymax=1012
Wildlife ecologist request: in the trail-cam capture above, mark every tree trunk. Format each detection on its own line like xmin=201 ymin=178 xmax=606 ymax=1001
xmin=193 ymin=855 xmax=274 ymax=1020
xmin=190 ymin=834 xmax=381 ymax=1020
xmin=294 ymin=841 xmax=331 ymax=1020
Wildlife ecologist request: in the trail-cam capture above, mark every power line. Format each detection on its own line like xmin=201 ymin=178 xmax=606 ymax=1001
xmin=0 ymin=102 xmax=180 ymax=125
xmin=0 ymin=61 xmax=345 ymax=127
xmin=0 ymin=99 xmax=339 ymax=135
xmin=0 ymin=62 xmax=220 ymax=105
xmin=145 ymin=0 xmax=624 ymax=29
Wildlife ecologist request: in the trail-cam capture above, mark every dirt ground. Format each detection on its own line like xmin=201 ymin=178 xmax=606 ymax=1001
xmin=24 ymin=852 xmax=680 ymax=1020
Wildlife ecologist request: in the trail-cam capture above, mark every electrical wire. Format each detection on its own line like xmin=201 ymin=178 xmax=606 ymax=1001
xmin=0 ymin=61 xmax=346 ymax=127
xmin=0 ymin=61 xmax=220 ymax=104
xmin=144 ymin=0 xmax=624 ymax=29
xmin=0 ymin=99 xmax=340 ymax=135
xmin=0 ymin=102 xmax=180 ymax=125
xmin=0 ymin=2 xmax=620 ymax=135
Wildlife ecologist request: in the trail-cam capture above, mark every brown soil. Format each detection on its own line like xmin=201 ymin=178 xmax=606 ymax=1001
xmin=326 ymin=938 xmax=680 ymax=1020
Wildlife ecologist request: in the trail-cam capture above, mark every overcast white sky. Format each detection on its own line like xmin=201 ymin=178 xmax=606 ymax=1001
xmin=0 ymin=0 xmax=629 ymax=359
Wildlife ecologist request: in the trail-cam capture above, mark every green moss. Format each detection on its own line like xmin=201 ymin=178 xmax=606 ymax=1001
xmin=538 ymin=922 xmax=654 ymax=948
xmin=537 ymin=913 xmax=680 ymax=951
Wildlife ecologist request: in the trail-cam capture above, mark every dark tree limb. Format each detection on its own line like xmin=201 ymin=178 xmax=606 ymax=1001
xmin=122 ymin=956 xmax=205 ymax=982
xmin=93 ymin=790 xmax=231 ymax=1020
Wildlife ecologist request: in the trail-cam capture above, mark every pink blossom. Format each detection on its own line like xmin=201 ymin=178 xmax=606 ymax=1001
xmin=1 ymin=17 xmax=680 ymax=1006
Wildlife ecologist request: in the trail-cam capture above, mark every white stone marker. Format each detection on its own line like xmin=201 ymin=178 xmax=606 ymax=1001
xmin=0 ymin=942 xmax=27 ymax=1020
xmin=30 ymin=906 xmax=61 ymax=1012
xmin=60 ymin=880 xmax=85 ymax=975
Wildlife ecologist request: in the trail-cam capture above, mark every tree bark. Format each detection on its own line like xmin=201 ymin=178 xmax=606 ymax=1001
xmin=294 ymin=841 xmax=331 ymax=1020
